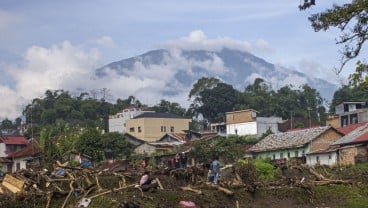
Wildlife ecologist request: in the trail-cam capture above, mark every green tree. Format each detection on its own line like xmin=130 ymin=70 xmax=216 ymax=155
xmin=240 ymin=78 xmax=275 ymax=116
xmin=101 ymin=132 xmax=134 ymax=159
xmin=196 ymin=83 xmax=240 ymax=123
xmin=0 ymin=118 xmax=14 ymax=130
xmin=76 ymin=128 xmax=104 ymax=161
xmin=153 ymin=100 xmax=187 ymax=117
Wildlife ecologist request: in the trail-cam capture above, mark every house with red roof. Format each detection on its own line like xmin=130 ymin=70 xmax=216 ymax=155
xmin=0 ymin=135 xmax=41 ymax=173
xmin=332 ymin=123 xmax=368 ymax=165
xmin=0 ymin=135 xmax=29 ymax=157
xmin=247 ymin=126 xmax=343 ymax=166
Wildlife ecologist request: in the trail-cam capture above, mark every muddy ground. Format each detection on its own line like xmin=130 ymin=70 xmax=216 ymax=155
xmin=1 ymin=165 xmax=368 ymax=208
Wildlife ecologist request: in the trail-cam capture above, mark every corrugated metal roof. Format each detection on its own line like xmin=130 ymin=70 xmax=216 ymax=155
xmin=334 ymin=123 xmax=368 ymax=145
xmin=337 ymin=122 xmax=368 ymax=135
xmin=249 ymin=126 xmax=332 ymax=152
xmin=0 ymin=136 xmax=29 ymax=145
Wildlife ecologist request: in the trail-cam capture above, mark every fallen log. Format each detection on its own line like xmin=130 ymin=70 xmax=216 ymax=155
xmin=89 ymin=184 xmax=137 ymax=199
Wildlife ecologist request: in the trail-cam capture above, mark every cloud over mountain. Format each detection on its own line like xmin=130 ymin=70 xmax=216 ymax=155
xmin=0 ymin=31 xmax=338 ymax=120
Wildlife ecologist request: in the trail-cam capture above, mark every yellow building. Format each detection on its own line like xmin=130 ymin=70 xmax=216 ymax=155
xmin=125 ymin=112 xmax=192 ymax=142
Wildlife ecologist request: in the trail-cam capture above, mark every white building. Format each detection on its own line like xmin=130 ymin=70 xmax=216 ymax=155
xmin=226 ymin=109 xmax=282 ymax=137
xmin=108 ymin=106 xmax=154 ymax=133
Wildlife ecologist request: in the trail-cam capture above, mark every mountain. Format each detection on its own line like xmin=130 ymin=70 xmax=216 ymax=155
xmin=96 ymin=48 xmax=337 ymax=102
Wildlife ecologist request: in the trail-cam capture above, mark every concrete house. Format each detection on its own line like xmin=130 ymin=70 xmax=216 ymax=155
xmin=226 ymin=109 xmax=282 ymax=137
xmin=333 ymin=101 xmax=368 ymax=128
xmin=108 ymin=106 xmax=154 ymax=133
xmin=8 ymin=142 xmax=41 ymax=172
xmin=124 ymin=112 xmax=191 ymax=142
xmin=248 ymin=126 xmax=343 ymax=166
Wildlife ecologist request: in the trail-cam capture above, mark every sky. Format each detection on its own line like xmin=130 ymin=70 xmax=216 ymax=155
xmin=0 ymin=0 xmax=358 ymax=120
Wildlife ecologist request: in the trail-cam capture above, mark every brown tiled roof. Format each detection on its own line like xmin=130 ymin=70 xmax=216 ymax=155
xmin=249 ymin=126 xmax=333 ymax=152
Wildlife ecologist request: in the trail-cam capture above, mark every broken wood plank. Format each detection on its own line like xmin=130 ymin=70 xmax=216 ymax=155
xmin=2 ymin=174 xmax=24 ymax=193
xmin=155 ymin=178 xmax=164 ymax=190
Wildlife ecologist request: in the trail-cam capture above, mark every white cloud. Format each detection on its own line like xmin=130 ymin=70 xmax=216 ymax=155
xmin=95 ymin=36 xmax=116 ymax=48
xmin=0 ymin=41 xmax=102 ymax=119
xmin=161 ymin=30 xmax=274 ymax=54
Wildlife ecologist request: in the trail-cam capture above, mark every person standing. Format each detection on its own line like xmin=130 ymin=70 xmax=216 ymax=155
xmin=174 ymin=153 xmax=180 ymax=168
xmin=211 ymin=156 xmax=222 ymax=185
xmin=180 ymin=152 xmax=187 ymax=168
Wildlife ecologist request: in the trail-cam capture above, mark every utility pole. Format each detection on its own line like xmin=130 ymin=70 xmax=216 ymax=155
xmin=307 ymin=107 xmax=312 ymax=128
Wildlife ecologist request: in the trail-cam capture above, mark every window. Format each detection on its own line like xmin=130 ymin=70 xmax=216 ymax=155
xmin=316 ymin=156 xmax=320 ymax=163
xmin=295 ymin=151 xmax=299 ymax=157
xmin=280 ymin=153 xmax=284 ymax=158
xmin=328 ymin=154 xmax=332 ymax=160
xmin=350 ymin=113 xmax=358 ymax=124
xmin=161 ymin=126 xmax=166 ymax=132
xmin=170 ymin=126 xmax=174 ymax=132
xmin=287 ymin=152 xmax=290 ymax=158
xmin=138 ymin=127 xmax=141 ymax=133
xmin=129 ymin=127 xmax=135 ymax=132
xmin=273 ymin=154 xmax=276 ymax=160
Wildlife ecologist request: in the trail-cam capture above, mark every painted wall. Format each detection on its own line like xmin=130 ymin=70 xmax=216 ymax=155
xmin=12 ymin=157 xmax=32 ymax=172
xmin=227 ymin=121 xmax=257 ymax=136
xmin=306 ymin=152 xmax=338 ymax=166
xmin=254 ymin=146 xmax=310 ymax=160
xmin=109 ymin=108 xmax=152 ymax=133
xmin=126 ymin=118 xmax=191 ymax=142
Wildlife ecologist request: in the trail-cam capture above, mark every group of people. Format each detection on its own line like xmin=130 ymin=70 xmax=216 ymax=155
xmin=171 ymin=152 xmax=188 ymax=169
xmin=139 ymin=153 xmax=223 ymax=192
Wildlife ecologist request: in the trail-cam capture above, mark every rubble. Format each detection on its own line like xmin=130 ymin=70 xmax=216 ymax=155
xmin=0 ymin=160 xmax=364 ymax=208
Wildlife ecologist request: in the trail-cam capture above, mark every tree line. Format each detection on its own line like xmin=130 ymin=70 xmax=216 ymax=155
xmin=2 ymin=77 xmax=368 ymax=136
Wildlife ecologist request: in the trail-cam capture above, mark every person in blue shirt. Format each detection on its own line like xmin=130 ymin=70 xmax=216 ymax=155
xmin=211 ymin=155 xmax=222 ymax=185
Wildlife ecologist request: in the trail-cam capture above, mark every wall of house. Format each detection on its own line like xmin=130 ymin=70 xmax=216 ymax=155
xmin=12 ymin=157 xmax=32 ymax=172
xmin=226 ymin=110 xmax=256 ymax=125
xmin=109 ymin=116 xmax=125 ymax=133
xmin=306 ymin=152 xmax=337 ymax=166
xmin=326 ymin=117 xmax=340 ymax=128
xmin=134 ymin=143 xmax=156 ymax=155
xmin=227 ymin=121 xmax=257 ymax=136
xmin=126 ymin=118 xmax=191 ymax=142
xmin=254 ymin=146 xmax=309 ymax=160
xmin=256 ymin=117 xmax=282 ymax=137
xmin=109 ymin=109 xmax=150 ymax=133
xmin=310 ymin=129 xmax=342 ymax=152
xmin=339 ymin=146 xmax=357 ymax=166
xmin=0 ymin=143 xmax=6 ymax=157
xmin=356 ymin=145 xmax=368 ymax=163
